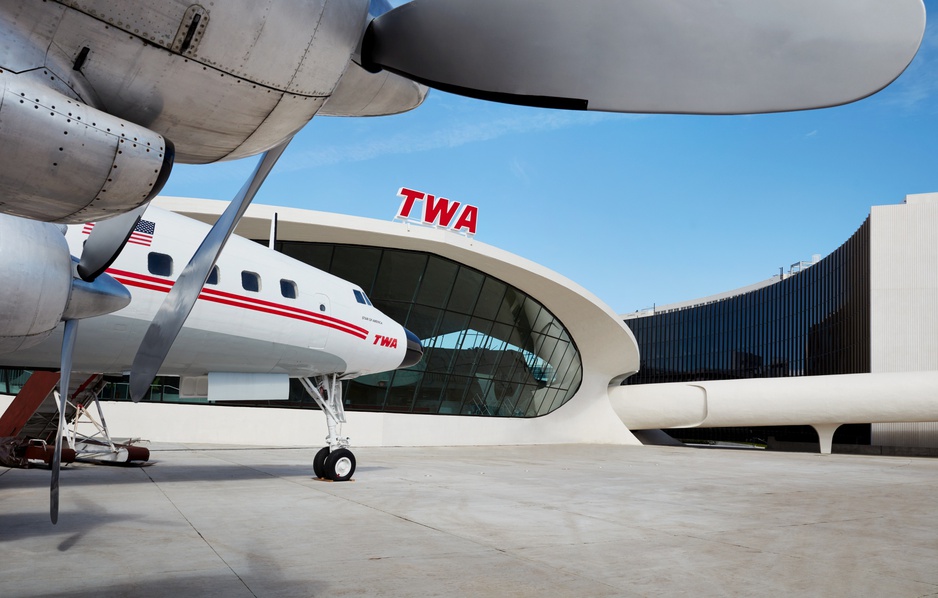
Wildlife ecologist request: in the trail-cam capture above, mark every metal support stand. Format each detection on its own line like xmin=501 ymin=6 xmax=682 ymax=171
xmin=66 ymin=377 xmax=148 ymax=464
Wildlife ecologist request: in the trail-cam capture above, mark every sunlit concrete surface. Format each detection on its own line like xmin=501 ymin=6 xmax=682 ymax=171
xmin=2 ymin=444 xmax=938 ymax=597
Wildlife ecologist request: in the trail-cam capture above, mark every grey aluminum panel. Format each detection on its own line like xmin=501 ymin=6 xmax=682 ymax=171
xmin=320 ymin=62 xmax=429 ymax=117
xmin=54 ymin=0 xmax=368 ymax=96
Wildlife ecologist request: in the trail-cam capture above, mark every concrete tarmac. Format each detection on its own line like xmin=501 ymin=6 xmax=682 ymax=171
xmin=2 ymin=444 xmax=937 ymax=597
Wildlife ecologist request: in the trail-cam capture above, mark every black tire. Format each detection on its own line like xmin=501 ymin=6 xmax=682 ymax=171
xmin=313 ymin=446 xmax=330 ymax=479
xmin=324 ymin=448 xmax=356 ymax=482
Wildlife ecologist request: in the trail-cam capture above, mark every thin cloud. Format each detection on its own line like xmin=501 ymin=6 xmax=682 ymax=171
xmin=281 ymin=109 xmax=633 ymax=172
xmin=509 ymin=156 xmax=530 ymax=184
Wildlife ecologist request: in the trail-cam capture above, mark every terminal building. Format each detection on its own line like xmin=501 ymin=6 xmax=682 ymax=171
xmin=619 ymin=192 xmax=938 ymax=452
xmin=2 ymin=193 xmax=937 ymax=453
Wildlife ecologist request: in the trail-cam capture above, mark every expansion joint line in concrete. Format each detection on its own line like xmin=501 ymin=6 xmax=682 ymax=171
xmin=140 ymin=466 xmax=259 ymax=598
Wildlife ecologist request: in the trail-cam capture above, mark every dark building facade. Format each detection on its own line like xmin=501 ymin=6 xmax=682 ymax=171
xmin=623 ymin=218 xmax=872 ymax=446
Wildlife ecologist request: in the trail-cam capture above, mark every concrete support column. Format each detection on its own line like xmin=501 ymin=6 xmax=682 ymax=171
xmin=812 ymin=423 xmax=841 ymax=454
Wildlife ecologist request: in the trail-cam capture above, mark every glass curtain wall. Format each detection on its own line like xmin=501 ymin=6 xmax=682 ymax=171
xmin=622 ymin=218 xmax=871 ymax=445
xmin=624 ymin=218 xmax=870 ymax=383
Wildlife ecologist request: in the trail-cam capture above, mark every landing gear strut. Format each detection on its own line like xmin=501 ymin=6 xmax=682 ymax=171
xmin=299 ymin=375 xmax=355 ymax=481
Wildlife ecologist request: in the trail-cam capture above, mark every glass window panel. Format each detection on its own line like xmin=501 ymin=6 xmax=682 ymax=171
xmin=465 ymin=317 xmax=494 ymax=345
xmin=473 ymin=277 xmax=508 ymax=320
xmin=377 ymin=302 xmax=411 ymax=330
xmin=412 ymin=382 xmax=443 ymax=413
xmin=554 ymin=368 xmax=581 ymax=410
xmin=405 ymin=305 xmax=443 ymax=340
xmin=460 ymin=374 xmax=492 ymax=415
xmin=384 ymin=379 xmax=417 ymax=412
xmin=528 ymin=387 xmax=557 ymax=416
xmin=281 ymin=243 xmax=334 ymax=272
xmin=344 ymin=379 xmax=387 ymax=411
xmin=438 ymin=375 xmax=473 ymax=414
xmin=415 ymin=257 xmax=459 ymax=308
xmin=372 ymin=250 xmax=427 ymax=303
xmin=446 ymin=267 xmax=484 ymax=314
xmin=495 ymin=288 xmax=523 ymax=325
xmin=549 ymin=344 xmax=577 ymax=387
xmin=207 ymin=265 xmax=219 ymax=285
xmin=331 ymin=246 xmax=382 ymax=293
xmin=512 ymin=383 xmax=539 ymax=417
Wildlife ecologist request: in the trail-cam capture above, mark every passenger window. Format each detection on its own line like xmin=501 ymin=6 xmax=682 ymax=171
xmin=241 ymin=270 xmax=260 ymax=292
xmin=280 ymin=279 xmax=297 ymax=299
xmin=207 ymin=266 xmax=219 ymax=286
xmin=148 ymin=252 xmax=173 ymax=277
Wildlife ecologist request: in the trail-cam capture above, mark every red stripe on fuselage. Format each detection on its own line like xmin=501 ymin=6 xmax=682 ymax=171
xmin=108 ymin=268 xmax=369 ymax=340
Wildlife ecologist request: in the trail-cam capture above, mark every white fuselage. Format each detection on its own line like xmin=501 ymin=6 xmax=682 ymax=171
xmin=4 ymin=206 xmax=411 ymax=378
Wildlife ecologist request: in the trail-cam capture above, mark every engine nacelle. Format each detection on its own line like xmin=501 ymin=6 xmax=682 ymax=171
xmin=0 ymin=214 xmax=131 ymax=353
xmin=0 ymin=71 xmax=173 ymax=223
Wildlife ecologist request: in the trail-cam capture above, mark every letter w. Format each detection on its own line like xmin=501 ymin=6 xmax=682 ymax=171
xmin=423 ymin=195 xmax=461 ymax=227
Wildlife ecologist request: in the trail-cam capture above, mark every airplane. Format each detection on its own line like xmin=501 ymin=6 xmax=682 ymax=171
xmin=0 ymin=0 xmax=927 ymax=522
xmin=0 ymin=203 xmax=423 ymax=512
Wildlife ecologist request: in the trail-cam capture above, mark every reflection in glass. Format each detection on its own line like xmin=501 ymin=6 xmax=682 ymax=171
xmin=342 ymin=246 xmax=582 ymax=418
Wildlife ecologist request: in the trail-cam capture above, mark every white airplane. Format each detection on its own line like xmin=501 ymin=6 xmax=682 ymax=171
xmin=0 ymin=0 xmax=926 ymax=522
xmin=0 ymin=204 xmax=422 ymax=515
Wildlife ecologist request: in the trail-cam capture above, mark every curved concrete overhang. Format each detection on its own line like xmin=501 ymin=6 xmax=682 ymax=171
xmin=151 ymin=196 xmax=642 ymax=446
xmin=610 ymin=371 xmax=938 ymax=453
xmin=613 ymin=372 xmax=938 ymax=429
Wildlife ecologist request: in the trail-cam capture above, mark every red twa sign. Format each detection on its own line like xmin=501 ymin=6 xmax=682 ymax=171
xmin=395 ymin=187 xmax=478 ymax=236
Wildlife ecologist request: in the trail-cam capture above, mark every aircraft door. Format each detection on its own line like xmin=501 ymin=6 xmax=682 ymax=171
xmin=309 ymin=293 xmax=330 ymax=349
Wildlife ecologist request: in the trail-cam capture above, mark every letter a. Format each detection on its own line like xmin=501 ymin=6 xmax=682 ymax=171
xmin=424 ymin=195 xmax=461 ymax=227
xmin=453 ymin=204 xmax=478 ymax=235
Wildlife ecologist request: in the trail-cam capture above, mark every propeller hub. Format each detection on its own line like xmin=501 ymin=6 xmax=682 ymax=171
xmin=62 ymin=260 xmax=131 ymax=320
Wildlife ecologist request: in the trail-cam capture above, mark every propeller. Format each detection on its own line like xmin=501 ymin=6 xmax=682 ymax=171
xmin=76 ymin=139 xmax=174 ymax=282
xmin=128 ymin=137 xmax=293 ymax=402
xmin=50 ymin=318 xmax=78 ymax=524
xmin=363 ymin=0 xmax=925 ymax=114
xmin=77 ymin=204 xmax=148 ymax=282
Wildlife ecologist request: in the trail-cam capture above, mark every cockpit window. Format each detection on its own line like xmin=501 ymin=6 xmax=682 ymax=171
xmin=353 ymin=289 xmax=368 ymax=305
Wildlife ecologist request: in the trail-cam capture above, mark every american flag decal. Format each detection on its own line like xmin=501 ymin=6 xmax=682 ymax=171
xmin=82 ymin=219 xmax=156 ymax=247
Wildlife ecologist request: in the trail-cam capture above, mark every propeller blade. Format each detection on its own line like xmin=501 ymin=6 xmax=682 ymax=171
xmin=363 ymin=0 xmax=925 ymax=114
xmin=77 ymin=204 xmax=148 ymax=282
xmin=51 ymin=318 xmax=79 ymax=525
xmin=128 ymin=138 xmax=292 ymax=402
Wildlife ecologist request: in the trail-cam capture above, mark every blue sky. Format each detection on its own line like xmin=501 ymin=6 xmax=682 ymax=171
xmin=162 ymin=3 xmax=938 ymax=314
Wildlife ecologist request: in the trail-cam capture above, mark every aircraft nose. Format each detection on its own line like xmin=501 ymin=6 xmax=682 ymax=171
xmin=399 ymin=328 xmax=423 ymax=368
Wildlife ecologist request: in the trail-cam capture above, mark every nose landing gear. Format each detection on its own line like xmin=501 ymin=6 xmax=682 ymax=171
xmin=300 ymin=375 xmax=356 ymax=481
